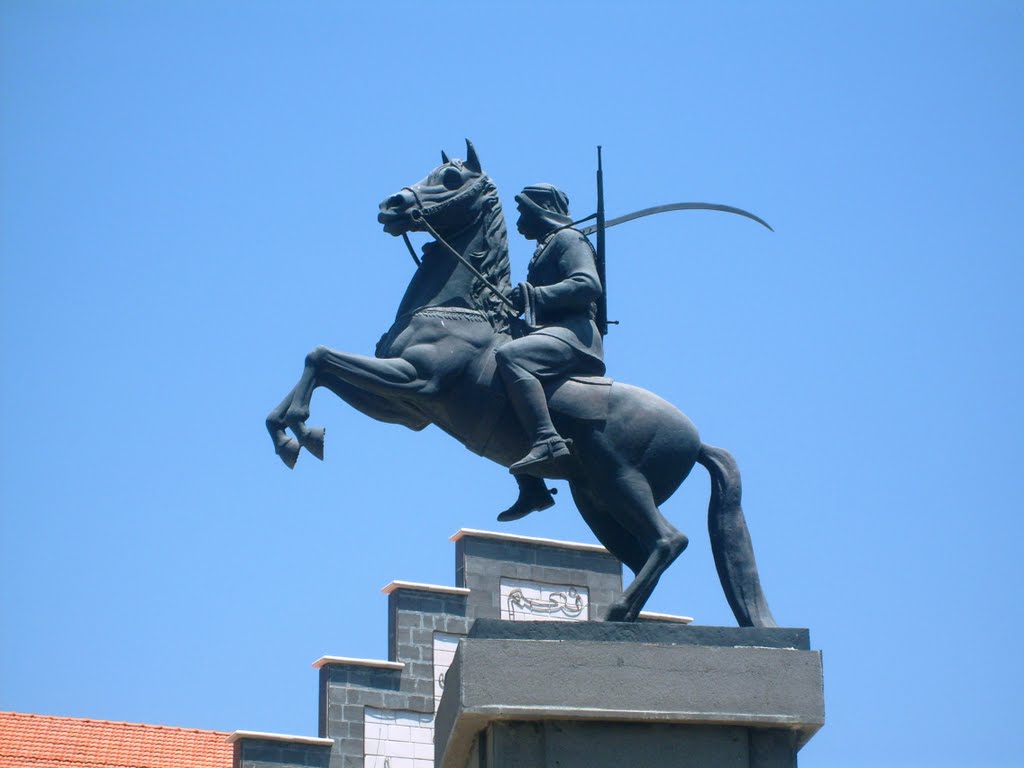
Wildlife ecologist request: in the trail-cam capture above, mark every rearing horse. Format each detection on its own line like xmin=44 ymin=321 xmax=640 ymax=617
xmin=266 ymin=141 xmax=777 ymax=626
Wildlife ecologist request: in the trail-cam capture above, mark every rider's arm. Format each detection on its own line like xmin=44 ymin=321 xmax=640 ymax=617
xmin=532 ymin=233 xmax=602 ymax=311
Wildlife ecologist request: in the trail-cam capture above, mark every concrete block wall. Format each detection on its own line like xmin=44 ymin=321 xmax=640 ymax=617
xmin=230 ymin=732 xmax=333 ymax=768
xmin=314 ymin=658 xmax=408 ymax=768
xmin=453 ymin=528 xmax=623 ymax=620
xmin=234 ymin=528 xmax=634 ymax=768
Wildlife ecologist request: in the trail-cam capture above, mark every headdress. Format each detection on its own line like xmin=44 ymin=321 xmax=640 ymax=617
xmin=515 ymin=183 xmax=573 ymax=228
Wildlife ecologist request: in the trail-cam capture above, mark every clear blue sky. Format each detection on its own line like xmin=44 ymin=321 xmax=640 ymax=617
xmin=2 ymin=3 xmax=1022 ymax=766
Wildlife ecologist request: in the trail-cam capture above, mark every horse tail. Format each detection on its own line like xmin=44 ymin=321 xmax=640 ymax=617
xmin=697 ymin=443 xmax=778 ymax=628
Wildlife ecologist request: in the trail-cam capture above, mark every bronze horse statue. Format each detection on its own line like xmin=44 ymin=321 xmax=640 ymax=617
xmin=266 ymin=141 xmax=777 ymax=626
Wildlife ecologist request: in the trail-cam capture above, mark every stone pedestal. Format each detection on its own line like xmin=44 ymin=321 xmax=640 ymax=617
xmin=230 ymin=529 xmax=823 ymax=768
xmin=435 ymin=620 xmax=824 ymax=768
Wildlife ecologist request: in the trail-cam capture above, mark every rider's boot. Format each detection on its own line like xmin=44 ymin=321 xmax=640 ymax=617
xmin=497 ymin=476 xmax=557 ymax=522
xmin=507 ymin=376 xmax=573 ymax=479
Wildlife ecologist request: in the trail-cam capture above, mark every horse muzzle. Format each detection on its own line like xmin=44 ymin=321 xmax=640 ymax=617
xmin=378 ymin=210 xmax=413 ymax=236
xmin=378 ymin=190 xmax=420 ymax=236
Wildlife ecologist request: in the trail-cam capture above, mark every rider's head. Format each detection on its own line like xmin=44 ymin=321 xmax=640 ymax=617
xmin=515 ymin=183 xmax=572 ymax=241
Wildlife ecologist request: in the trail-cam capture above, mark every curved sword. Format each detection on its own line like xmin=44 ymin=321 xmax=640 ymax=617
xmin=579 ymin=201 xmax=773 ymax=236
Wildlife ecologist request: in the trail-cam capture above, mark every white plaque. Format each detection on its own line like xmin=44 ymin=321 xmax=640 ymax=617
xmin=363 ymin=708 xmax=434 ymax=768
xmin=499 ymin=577 xmax=589 ymax=621
xmin=432 ymin=633 xmax=460 ymax=710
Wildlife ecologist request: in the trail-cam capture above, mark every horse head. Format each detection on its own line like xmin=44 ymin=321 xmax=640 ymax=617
xmin=378 ymin=140 xmax=513 ymax=331
xmin=378 ymin=139 xmax=490 ymax=238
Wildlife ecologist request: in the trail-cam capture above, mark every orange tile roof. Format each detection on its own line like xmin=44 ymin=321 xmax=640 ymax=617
xmin=0 ymin=711 xmax=232 ymax=768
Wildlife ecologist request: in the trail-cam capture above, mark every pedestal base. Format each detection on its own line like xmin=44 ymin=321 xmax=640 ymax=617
xmin=435 ymin=620 xmax=824 ymax=768
xmin=476 ymin=721 xmax=800 ymax=768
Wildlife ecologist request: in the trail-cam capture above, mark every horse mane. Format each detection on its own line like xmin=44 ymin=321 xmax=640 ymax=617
xmin=470 ymin=175 xmax=513 ymax=334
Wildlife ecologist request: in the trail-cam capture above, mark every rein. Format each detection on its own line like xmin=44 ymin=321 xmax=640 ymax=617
xmin=398 ymin=175 xmax=490 ymax=270
xmin=395 ymin=175 xmax=596 ymax=318
xmin=399 ymin=173 xmax=516 ymax=314
xmin=401 ymin=233 xmax=421 ymax=266
xmin=411 ymin=209 xmax=516 ymax=312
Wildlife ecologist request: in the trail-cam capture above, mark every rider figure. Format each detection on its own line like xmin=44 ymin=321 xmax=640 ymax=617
xmin=496 ymin=183 xmax=605 ymax=485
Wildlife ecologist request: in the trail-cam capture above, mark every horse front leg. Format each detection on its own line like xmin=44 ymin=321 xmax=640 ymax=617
xmin=281 ymin=344 xmax=431 ymax=462
xmin=266 ymin=387 xmax=302 ymax=468
xmin=266 ymin=350 xmax=361 ymax=468
xmin=280 ymin=353 xmax=327 ymax=461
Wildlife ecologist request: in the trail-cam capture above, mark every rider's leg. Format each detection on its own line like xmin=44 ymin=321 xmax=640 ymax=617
xmin=495 ymin=339 xmax=572 ymax=478
xmin=497 ymin=475 xmax=556 ymax=522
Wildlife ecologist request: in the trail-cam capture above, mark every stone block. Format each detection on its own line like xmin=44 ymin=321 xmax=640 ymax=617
xmin=468 ymin=617 xmax=810 ymax=650
xmin=486 ymin=721 xmax=751 ymax=768
xmin=435 ymin=630 xmax=824 ymax=768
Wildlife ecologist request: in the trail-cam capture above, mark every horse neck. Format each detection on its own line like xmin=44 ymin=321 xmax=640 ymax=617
xmin=394 ymin=215 xmax=492 ymax=319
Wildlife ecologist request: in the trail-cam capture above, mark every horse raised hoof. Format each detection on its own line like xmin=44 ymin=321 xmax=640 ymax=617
xmin=274 ymin=437 xmax=301 ymax=469
xmin=296 ymin=425 xmax=325 ymax=461
xmin=509 ymin=437 xmax=573 ymax=480
xmin=497 ymin=484 xmax=556 ymax=523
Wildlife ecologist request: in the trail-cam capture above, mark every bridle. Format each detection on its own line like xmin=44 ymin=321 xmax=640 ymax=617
xmin=398 ymin=175 xmax=516 ymax=313
xmin=398 ymin=175 xmax=487 ymax=267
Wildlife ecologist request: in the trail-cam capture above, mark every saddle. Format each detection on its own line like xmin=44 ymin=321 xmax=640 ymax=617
xmin=544 ymin=374 xmax=614 ymax=421
xmin=453 ymin=351 xmax=613 ymax=457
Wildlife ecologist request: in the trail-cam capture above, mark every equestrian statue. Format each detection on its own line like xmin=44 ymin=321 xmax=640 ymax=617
xmin=266 ymin=140 xmax=777 ymax=626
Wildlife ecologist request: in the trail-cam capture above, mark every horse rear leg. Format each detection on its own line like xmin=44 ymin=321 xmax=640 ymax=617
xmin=617 ymin=526 xmax=688 ymax=622
xmin=588 ymin=469 xmax=688 ymax=622
xmin=569 ymin=484 xmax=647 ymax=575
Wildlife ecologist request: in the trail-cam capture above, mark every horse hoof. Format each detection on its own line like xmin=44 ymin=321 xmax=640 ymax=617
xmin=298 ymin=426 xmax=325 ymax=460
xmin=275 ymin=437 xmax=300 ymax=469
xmin=603 ymin=603 xmax=630 ymax=622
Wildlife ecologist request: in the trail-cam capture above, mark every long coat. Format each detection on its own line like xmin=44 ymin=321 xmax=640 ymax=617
xmin=524 ymin=227 xmax=605 ymax=373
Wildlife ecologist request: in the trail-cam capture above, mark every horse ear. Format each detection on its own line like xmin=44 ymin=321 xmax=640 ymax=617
xmin=441 ymin=150 xmax=451 ymax=164
xmin=464 ymin=139 xmax=481 ymax=173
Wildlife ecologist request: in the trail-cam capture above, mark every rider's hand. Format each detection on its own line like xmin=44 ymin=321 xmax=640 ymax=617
xmin=510 ymin=283 xmax=527 ymax=315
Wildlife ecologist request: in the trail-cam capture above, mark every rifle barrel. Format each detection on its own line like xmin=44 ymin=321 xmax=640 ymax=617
xmin=595 ymin=146 xmax=608 ymax=336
